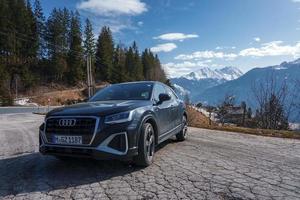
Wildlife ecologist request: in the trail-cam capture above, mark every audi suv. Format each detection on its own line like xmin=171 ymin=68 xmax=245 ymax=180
xmin=39 ymin=81 xmax=188 ymax=166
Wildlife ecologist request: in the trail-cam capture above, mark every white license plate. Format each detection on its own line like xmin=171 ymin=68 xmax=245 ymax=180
xmin=53 ymin=135 xmax=82 ymax=145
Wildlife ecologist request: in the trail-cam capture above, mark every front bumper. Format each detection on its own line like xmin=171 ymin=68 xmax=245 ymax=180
xmin=39 ymin=117 xmax=140 ymax=160
xmin=39 ymin=144 xmax=138 ymax=160
xmin=39 ymin=132 xmax=138 ymax=160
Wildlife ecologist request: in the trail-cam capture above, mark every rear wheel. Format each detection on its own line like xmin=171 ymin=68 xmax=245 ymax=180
xmin=134 ymin=122 xmax=155 ymax=167
xmin=176 ymin=115 xmax=188 ymax=141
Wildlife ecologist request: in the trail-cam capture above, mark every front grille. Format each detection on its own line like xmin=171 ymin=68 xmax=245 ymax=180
xmin=45 ymin=117 xmax=97 ymax=145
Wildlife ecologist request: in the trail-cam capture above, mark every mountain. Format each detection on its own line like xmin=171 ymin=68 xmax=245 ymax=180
xmin=183 ymin=66 xmax=243 ymax=81
xmin=171 ymin=66 xmax=243 ymax=101
xmin=197 ymin=59 xmax=300 ymax=121
xmin=198 ymin=59 xmax=300 ymax=104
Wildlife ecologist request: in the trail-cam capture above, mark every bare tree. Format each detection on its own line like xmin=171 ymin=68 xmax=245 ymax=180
xmin=241 ymin=101 xmax=247 ymax=126
xmin=206 ymin=106 xmax=215 ymax=126
xmin=217 ymin=94 xmax=235 ymax=125
xmin=294 ymin=79 xmax=300 ymax=120
xmin=251 ymin=73 xmax=291 ymax=130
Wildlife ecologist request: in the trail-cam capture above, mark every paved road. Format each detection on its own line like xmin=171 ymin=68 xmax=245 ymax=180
xmin=0 ymin=106 xmax=58 ymax=114
xmin=0 ymin=114 xmax=300 ymax=200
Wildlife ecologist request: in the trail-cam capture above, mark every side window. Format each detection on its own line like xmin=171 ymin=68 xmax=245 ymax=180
xmin=153 ymin=84 xmax=166 ymax=103
xmin=165 ymin=86 xmax=177 ymax=100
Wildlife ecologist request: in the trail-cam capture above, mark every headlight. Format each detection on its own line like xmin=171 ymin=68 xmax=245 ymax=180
xmin=104 ymin=110 xmax=134 ymax=124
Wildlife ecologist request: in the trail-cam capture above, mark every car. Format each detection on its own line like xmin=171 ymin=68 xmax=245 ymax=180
xmin=39 ymin=81 xmax=188 ymax=166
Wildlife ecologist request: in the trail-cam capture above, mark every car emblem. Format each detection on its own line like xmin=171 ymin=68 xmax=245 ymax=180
xmin=58 ymin=119 xmax=76 ymax=127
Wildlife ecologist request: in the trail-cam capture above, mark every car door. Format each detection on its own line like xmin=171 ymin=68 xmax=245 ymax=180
xmin=165 ymin=86 xmax=181 ymax=128
xmin=152 ymin=83 xmax=172 ymax=136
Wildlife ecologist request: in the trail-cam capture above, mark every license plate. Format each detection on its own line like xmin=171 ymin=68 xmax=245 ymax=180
xmin=52 ymin=135 xmax=82 ymax=145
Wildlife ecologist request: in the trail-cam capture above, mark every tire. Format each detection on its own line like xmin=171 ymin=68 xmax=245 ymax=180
xmin=176 ymin=115 xmax=188 ymax=141
xmin=134 ymin=122 xmax=155 ymax=167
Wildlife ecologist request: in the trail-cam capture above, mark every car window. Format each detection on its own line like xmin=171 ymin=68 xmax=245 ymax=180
xmin=165 ymin=86 xmax=177 ymax=100
xmin=153 ymin=84 xmax=166 ymax=103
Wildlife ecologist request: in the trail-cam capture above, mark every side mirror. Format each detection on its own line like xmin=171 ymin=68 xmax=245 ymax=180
xmin=158 ymin=93 xmax=171 ymax=104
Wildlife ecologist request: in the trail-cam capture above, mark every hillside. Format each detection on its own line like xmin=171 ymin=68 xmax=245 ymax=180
xmin=198 ymin=59 xmax=300 ymax=106
xmin=25 ymin=83 xmax=108 ymax=106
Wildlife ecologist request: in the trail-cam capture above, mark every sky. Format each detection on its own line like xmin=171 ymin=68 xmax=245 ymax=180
xmin=39 ymin=0 xmax=300 ymax=77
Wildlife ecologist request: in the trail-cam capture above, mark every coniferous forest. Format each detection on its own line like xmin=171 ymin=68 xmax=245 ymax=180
xmin=0 ymin=0 xmax=168 ymax=103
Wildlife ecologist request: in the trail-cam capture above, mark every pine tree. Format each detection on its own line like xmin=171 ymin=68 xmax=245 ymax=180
xmin=141 ymin=49 xmax=152 ymax=80
xmin=24 ymin=0 xmax=38 ymax=59
xmin=95 ymin=26 xmax=114 ymax=82
xmin=132 ymin=41 xmax=144 ymax=80
xmin=125 ymin=47 xmax=135 ymax=81
xmin=112 ymin=44 xmax=127 ymax=83
xmin=83 ymin=18 xmax=95 ymax=58
xmin=154 ymin=54 xmax=167 ymax=82
xmin=67 ymin=11 xmax=84 ymax=84
xmin=83 ymin=18 xmax=96 ymax=83
xmin=33 ymin=0 xmax=46 ymax=58
xmin=0 ymin=0 xmax=9 ymax=64
xmin=45 ymin=8 xmax=71 ymax=81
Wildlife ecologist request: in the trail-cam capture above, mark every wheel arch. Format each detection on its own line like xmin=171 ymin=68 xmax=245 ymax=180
xmin=183 ymin=110 xmax=188 ymax=122
xmin=137 ymin=114 xmax=159 ymax=146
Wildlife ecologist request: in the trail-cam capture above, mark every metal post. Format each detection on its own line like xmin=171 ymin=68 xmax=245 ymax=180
xmin=87 ymin=56 xmax=91 ymax=98
xmin=89 ymin=56 xmax=93 ymax=96
xmin=15 ymin=78 xmax=18 ymax=100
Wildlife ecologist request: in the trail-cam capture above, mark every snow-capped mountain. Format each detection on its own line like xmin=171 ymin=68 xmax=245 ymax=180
xmin=171 ymin=66 xmax=243 ymax=102
xmin=197 ymin=59 xmax=300 ymax=122
xmin=199 ymin=59 xmax=300 ymax=105
xmin=182 ymin=67 xmax=243 ymax=81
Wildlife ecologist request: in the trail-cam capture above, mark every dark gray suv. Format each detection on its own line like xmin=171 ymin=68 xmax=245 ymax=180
xmin=39 ymin=81 xmax=188 ymax=166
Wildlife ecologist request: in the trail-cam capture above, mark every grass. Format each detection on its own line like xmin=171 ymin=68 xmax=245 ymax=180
xmin=186 ymin=106 xmax=300 ymax=139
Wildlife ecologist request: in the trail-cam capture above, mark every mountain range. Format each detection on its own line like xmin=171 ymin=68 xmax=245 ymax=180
xmin=171 ymin=66 xmax=243 ymax=101
xmin=171 ymin=59 xmax=300 ymax=121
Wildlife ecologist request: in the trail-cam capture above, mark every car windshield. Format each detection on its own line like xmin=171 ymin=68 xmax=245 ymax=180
xmin=89 ymin=83 xmax=154 ymax=101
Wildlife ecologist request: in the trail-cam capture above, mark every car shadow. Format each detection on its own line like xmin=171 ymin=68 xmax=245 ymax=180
xmin=0 ymin=138 xmax=176 ymax=197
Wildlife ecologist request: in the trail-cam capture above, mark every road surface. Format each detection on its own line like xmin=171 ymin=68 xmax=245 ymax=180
xmin=0 ymin=113 xmax=300 ymax=200
xmin=0 ymin=106 xmax=59 ymax=114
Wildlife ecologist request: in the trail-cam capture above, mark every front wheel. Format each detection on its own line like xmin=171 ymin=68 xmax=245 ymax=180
xmin=176 ymin=115 xmax=188 ymax=141
xmin=133 ymin=122 xmax=155 ymax=167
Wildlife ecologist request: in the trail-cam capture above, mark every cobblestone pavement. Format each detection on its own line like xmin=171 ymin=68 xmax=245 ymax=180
xmin=0 ymin=113 xmax=300 ymax=200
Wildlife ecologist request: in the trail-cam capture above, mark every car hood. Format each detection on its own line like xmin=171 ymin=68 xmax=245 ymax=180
xmin=46 ymin=100 xmax=152 ymax=117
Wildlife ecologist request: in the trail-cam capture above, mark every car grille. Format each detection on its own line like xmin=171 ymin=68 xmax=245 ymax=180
xmin=45 ymin=117 xmax=97 ymax=145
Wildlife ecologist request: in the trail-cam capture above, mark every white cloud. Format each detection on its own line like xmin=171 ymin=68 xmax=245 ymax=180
xmin=89 ymin=17 xmax=135 ymax=33
xmin=153 ymin=33 xmax=199 ymax=41
xmin=175 ymin=50 xmax=238 ymax=61
xmin=77 ymin=0 xmax=147 ymax=16
xmin=254 ymin=37 xmax=261 ymax=42
xmin=151 ymin=43 xmax=177 ymax=53
xmin=292 ymin=0 xmax=300 ymax=2
xmin=174 ymin=41 xmax=300 ymax=62
xmin=215 ymin=46 xmax=236 ymax=50
xmin=137 ymin=21 xmax=143 ymax=26
xmin=163 ymin=61 xmax=221 ymax=78
xmin=239 ymin=41 xmax=300 ymax=57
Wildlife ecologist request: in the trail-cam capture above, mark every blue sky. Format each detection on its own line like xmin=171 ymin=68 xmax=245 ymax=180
xmin=39 ymin=0 xmax=300 ymax=77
